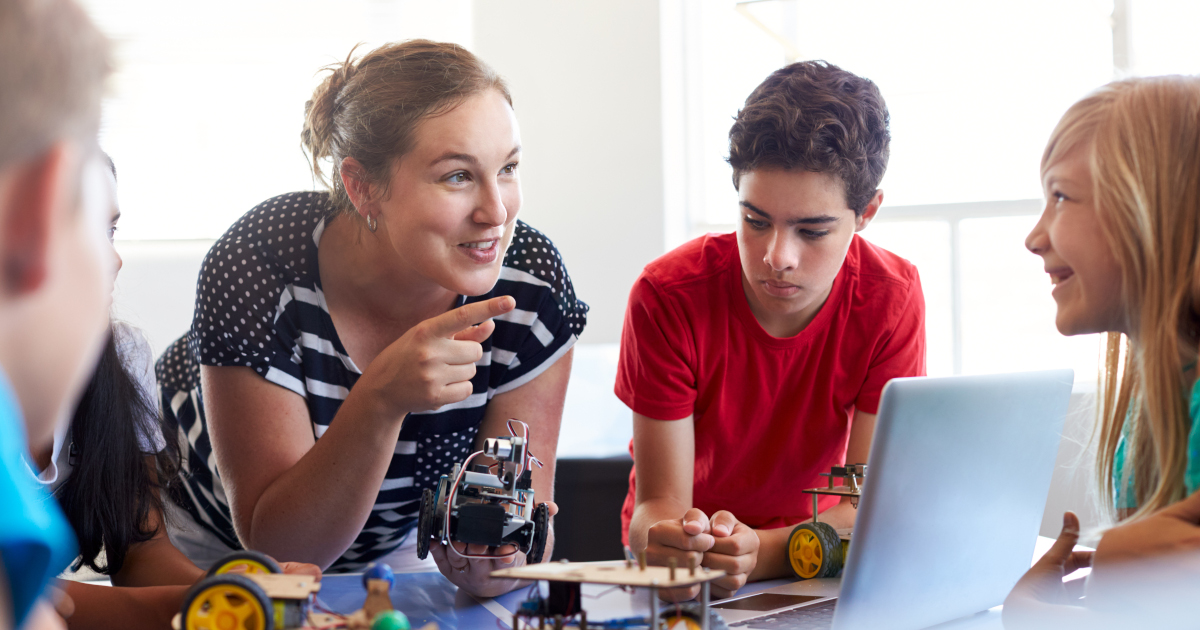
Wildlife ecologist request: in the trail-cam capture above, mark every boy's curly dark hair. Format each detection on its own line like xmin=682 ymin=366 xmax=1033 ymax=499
xmin=728 ymin=60 xmax=890 ymax=215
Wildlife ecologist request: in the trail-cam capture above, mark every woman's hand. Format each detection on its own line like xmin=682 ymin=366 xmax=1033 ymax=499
xmin=1002 ymin=512 xmax=1092 ymax=628
xmin=428 ymin=501 xmax=558 ymax=598
xmin=278 ymin=562 xmax=323 ymax=581
xmin=357 ymin=296 xmax=515 ymax=418
xmin=221 ymin=557 xmax=323 ymax=582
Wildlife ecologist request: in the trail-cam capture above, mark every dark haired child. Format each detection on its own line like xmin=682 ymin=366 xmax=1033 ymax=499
xmin=24 ymin=160 xmax=318 ymax=630
xmin=620 ymin=61 xmax=926 ymax=598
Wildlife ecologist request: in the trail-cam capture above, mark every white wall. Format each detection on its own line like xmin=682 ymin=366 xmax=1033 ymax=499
xmin=1040 ymin=390 xmax=1106 ymax=542
xmin=111 ymin=0 xmax=667 ymax=458
xmin=472 ymin=0 xmax=668 ymax=345
xmin=108 ymin=2 xmax=1104 ymax=528
xmin=112 ymin=240 xmax=213 ymax=357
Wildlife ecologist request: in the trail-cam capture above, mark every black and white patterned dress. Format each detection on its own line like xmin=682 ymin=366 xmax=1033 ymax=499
xmin=157 ymin=191 xmax=588 ymax=571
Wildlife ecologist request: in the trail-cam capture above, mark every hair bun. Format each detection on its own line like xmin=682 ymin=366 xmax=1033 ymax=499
xmin=301 ymin=48 xmax=360 ymax=167
xmin=299 ymin=40 xmax=509 ymax=217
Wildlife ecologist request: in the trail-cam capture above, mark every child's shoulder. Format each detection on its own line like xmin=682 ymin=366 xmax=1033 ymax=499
xmin=640 ymin=232 xmax=738 ymax=292
xmin=847 ymin=234 xmax=920 ymax=292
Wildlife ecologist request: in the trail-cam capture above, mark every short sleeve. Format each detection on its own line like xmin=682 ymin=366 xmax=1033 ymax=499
xmin=614 ymin=272 xmax=697 ymax=421
xmin=854 ymin=269 xmax=927 ymax=414
xmin=0 ymin=375 xmax=76 ymax=628
xmin=189 ymin=192 xmax=327 ymax=398
xmin=488 ymin=222 xmax=589 ymax=394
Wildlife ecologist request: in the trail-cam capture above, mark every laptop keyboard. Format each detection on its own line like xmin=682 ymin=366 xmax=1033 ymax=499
xmin=728 ymin=599 xmax=837 ymax=630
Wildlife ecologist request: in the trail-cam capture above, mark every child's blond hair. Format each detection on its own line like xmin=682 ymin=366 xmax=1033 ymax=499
xmin=1043 ymin=76 xmax=1200 ymax=521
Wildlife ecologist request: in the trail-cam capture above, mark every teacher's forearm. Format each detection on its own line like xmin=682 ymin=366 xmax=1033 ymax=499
xmin=240 ymin=389 xmax=406 ymax=568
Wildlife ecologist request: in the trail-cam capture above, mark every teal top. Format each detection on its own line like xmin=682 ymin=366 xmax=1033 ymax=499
xmin=1113 ymin=378 xmax=1200 ymax=509
xmin=0 ymin=368 xmax=76 ymax=627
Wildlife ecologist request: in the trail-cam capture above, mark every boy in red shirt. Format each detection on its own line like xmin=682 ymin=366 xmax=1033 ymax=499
xmin=616 ymin=61 xmax=925 ymax=598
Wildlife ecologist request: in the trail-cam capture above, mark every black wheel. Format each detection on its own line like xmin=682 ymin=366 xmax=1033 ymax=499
xmin=787 ymin=522 xmax=843 ymax=580
xmin=204 ymin=550 xmax=282 ymax=577
xmin=417 ymin=487 xmax=436 ymax=560
xmin=181 ymin=573 xmax=274 ymax=630
xmin=526 ymin=502 xmax=550 ymax=564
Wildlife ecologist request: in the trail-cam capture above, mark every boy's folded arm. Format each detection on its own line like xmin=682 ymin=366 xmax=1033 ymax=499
xmin=629 ymin=411 xmax=696 ymax=555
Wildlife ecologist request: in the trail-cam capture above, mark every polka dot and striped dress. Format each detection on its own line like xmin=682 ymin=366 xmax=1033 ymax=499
xmin=156 ymin=191 xmax=588 ymax=571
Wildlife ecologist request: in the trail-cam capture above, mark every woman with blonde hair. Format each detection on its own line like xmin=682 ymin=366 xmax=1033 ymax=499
xmin=156 ymin=40 xmax=587 ymax=597
xmin=1005 ymin=75 xmax=1200 ymax=625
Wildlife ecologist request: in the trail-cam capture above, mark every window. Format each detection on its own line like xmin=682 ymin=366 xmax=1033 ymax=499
xmin=81 ymin=0 xmax=473 ymax=241
xmin=668 ymin=0 xmax=1200 ymax=381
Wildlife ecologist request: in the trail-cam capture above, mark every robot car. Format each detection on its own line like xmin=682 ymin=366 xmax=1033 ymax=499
xmin=787 ymin=464 xmax=866 ymax=580
xmin=416 ymin=420 xmax=550 ymax=565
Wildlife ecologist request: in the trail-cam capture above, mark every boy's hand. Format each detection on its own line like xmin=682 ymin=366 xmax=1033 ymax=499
xmin=648 ymin=508 xmax=716 ymax=566
xmin=703 ymin=511 xmax=759 ymax=598
xmin=647 ymin=508 xmax=718 ymax=601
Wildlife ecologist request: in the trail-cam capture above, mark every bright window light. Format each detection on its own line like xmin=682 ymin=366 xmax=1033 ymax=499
xmin=81 ymin=0 xmax=473 ymax=241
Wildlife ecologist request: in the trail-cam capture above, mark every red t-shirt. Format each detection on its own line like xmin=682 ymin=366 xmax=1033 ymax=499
xmin=615 ymin=232 xmax=925 ymax=542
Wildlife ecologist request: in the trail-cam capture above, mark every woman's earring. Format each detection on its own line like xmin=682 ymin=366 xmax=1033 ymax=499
xmin=366 ymin=213 xmax=378 ymax=233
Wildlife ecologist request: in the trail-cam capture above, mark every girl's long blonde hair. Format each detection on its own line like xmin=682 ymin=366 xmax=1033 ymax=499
xmin=1042 ymin=76 xmax=1200 ymax=522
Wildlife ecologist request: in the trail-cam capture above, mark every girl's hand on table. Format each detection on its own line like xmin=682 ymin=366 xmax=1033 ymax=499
xmin=1092 ymin=488 xmax=1200 ymax=569
xmin=429 ymin=501 xmax=557 ymax=598
xmin=1002 ymin=512 xmax=1091 ymax=628
xmin=1085 ymin=489 xmax=1200 ymax=619
xmin=357 ymin=296 xmax=515 ymax=418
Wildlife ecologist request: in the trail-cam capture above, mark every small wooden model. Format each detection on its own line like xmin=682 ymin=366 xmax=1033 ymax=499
xmin=492 ymin=554 xmax=729 ymax=630
xmin=172 ymin=552 xmax=433 ymax=630
xmin=787 ymin=464 xmax=866 ymax=580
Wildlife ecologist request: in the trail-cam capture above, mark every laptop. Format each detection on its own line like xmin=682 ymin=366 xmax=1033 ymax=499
xmin=712 ymin=370 xmax=1073 ymax=630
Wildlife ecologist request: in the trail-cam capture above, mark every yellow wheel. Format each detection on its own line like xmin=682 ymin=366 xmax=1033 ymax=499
xmin=660 ymin=609 xmax=704 ymax=630
xmin=206 ymin=551 xmax=282 ymax=577
xmin=181 ymin=574 xmax=274 ymax=630
xmin=662 ymin=615 xmax=703 ymax=630
xmin=787 ymin=522 xmax=843 ymax=580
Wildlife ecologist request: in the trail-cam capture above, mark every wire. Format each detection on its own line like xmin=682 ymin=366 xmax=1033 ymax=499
xmin=446 ymin=419 xmax=546 ymax=562
xmin=311 ymin=597 xmax=345 ymax=618
xmin=446 ymin=450 xmax=518 ymax=560
xmin=584 ymin=585 xmax=625 ymax=599
xmin=506 ymin=419 xmax=545 ymax=479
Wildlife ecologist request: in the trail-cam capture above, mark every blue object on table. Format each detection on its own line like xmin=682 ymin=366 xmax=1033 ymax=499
xmin=363 ymin=562 xmax=396 ymax=589
xmin=317 ymin=570 xmax=780 ymax=629
xmin=320 ymin=572 xmax=505 ymax=629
